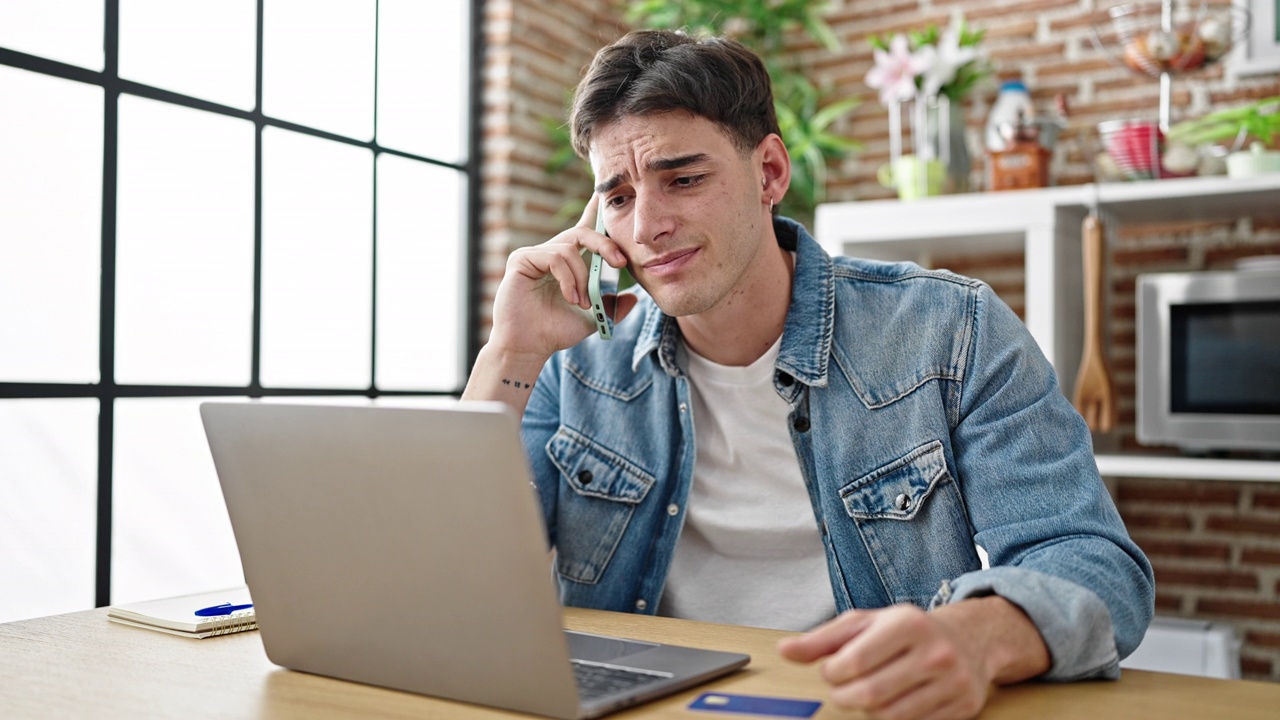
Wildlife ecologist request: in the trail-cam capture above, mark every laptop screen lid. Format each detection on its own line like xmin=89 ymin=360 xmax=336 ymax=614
xmin=201 ymin=400 xmax=749 ymax=720
xmin=201 ymin=400 xmax=584 ymax=718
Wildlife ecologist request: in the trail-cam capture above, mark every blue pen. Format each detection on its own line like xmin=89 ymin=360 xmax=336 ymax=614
xmin=194 ymin=602 xmax=254 ymax=617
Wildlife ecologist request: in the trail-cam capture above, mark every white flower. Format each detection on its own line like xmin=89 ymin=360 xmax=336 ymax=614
xmin=865 ymin=34 xmax=931 ymax=106
xmin=921 ymin=22 xmax=979 ymax=97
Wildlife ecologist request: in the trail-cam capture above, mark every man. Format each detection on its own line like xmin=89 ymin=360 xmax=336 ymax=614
xmin=463 ymin=30 xmax=1153 ymax=719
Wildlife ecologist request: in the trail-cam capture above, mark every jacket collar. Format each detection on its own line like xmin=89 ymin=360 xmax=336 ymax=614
xmin=631 ymin=216 xmax=834 ymax=387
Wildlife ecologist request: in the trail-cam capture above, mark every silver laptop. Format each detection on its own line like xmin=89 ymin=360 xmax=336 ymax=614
xmin=200 ymin=400 xmax=748 ymax=719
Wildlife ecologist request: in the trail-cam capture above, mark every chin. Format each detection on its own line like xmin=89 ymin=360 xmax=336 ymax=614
xmin=635 ymin=272 xmax=724 ymax=318
xmin=648 ymin=288 xmax=718 ymax=318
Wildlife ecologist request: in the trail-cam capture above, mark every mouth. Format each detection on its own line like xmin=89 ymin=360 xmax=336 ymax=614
xmin=642 ymin=248 xmax=699 ymax=276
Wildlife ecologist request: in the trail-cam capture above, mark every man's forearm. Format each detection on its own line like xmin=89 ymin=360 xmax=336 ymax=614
xmin=932 ymin=595 xmax=1051 ymax=685
xmin=460 ymin=343 xmax=550 ymax=416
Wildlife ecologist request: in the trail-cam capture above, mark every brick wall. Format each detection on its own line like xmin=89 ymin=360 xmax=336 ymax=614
xmin=1117 ymin=479 xmax=1280 ymax=679
xmin=805 ymin=0 xmax=1280 ymax=200
xmin=483 ymin=0 xmax=1280 ymax=681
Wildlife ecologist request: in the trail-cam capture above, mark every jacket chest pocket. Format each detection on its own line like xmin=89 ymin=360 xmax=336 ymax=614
xmin=839 ymin=440 xmax=978 ymax=606
xmin=547 ymin=427 xmax=655 ymax=585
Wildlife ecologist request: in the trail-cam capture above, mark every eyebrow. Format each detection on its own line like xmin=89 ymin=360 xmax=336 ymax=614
xmin=594 ymin=153 xmax=711 ymax=194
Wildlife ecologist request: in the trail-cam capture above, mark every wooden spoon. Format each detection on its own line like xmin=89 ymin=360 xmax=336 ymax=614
xmin=1072 ymin=213 xmax=1117 ymax=433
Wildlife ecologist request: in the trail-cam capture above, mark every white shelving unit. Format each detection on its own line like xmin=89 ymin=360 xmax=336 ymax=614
xmin=1095 ymin=454 xmax=1280 ymax=483
xmin=814 ymin=175 xmax=1280 ymax=483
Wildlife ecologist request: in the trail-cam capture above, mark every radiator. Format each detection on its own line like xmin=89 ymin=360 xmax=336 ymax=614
xmin=1120 ymin=616 xmax=1241 ymax=679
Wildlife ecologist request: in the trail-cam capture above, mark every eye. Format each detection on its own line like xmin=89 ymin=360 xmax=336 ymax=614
xmin=673 ymin=174 xmax=706 ymax=188
xmin=607 ymin=194 xmax=630 ymax=208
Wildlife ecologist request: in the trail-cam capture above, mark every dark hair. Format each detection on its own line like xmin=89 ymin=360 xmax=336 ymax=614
xmin=570 ymin=30 xmax=779 ymax=158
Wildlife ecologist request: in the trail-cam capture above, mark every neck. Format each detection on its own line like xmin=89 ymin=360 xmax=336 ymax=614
xmin=677 ymin=229 xmax=794 ymax=366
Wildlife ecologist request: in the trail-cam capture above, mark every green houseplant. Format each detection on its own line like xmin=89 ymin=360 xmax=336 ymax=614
xmin=1166 ymin=96 xmax=1280 ymax=150
xmin=1166 ymin=96 xmax=1280 ymax=178
xmin=545 ymin=0 xmax=858 ymax=228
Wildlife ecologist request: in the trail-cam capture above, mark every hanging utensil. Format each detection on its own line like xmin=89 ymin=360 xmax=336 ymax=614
xmin=1072 ymin=194 xmax=1117 ymax=433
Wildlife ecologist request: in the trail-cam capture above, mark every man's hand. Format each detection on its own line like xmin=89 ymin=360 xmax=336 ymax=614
xmin=486 ymin=193 xmax=635 ymax=360
xmin=777 ymin=597 xmax=1050 ymax=720
xmin=462 ymin=194 xmax=637 ymax=412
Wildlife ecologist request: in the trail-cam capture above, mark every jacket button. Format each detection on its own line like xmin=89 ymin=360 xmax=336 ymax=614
xmin=667 ymin=503 xmax=680 ymax=516
xmin=577 ymin=470 xmax=593 ymax=485
xmin=895 ymin=493 xmax=911 ymax=511
xmin=775 ymin=371 xmax=794 ymax=386
xmin=635 ymin=599 xmax=648 ymax=611
xmin=792 ymin=416 xmax=810 ymax=432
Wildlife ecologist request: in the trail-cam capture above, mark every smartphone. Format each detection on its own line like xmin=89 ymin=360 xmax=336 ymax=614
xmin=587 ymin=205 xmax=619 ymax=340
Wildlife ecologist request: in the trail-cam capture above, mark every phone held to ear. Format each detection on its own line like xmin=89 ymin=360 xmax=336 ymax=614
xmin=588 ymin=203 xmax=619 ymax=340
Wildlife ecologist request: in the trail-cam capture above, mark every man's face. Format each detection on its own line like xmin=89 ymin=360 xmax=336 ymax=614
xmin=589 ymin=112 xmax=770 ymax=319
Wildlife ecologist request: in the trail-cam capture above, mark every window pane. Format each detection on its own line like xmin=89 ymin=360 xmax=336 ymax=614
xmin=112 ymin=398 xmax=244 ymax=605
xmin=262 ymin=0 xmax=375 ymax=140
xmin=0 ymin=0 xmax=104 ymax=70
xmin=0 ymin=399 xmax=98 ymax=623
xmin=115 ymin=95 xmax=255 ymax=387
xmin=0 ymin=66 xmax=102 ymax=383
xmin=118 ymin=0 xmax=257 ymax=110
xmin=377 ymin=0 xmax=469 ymax=162
xmin=376 ymin=155 xmax=465 ymax=391
xmin=261 ymin=127 xmax=373 ymax=389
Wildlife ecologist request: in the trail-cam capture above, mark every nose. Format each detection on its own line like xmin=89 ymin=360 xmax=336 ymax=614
xmin=631 ymin=189 xmax=675 ymax=245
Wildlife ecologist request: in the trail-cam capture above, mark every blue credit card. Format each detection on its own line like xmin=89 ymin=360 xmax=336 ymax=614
xmin=688 ymin=692 xmax=822 ymax=718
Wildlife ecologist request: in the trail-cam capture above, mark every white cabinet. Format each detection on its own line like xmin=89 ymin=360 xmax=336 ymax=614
xmin=814 ymin=175 xmax=1280 ymax=482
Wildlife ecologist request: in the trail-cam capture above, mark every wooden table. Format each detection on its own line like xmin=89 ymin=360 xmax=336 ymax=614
xmin=2 ymin=606 xmax=1278 ymax=719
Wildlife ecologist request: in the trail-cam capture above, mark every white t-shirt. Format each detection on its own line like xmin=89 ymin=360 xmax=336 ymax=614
xmin=657 ymin=337 xmax=837 ymax=631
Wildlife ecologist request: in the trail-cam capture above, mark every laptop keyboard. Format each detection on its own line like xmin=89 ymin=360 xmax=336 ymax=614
xmin=571 ymin=660 xmax=671 ymax=701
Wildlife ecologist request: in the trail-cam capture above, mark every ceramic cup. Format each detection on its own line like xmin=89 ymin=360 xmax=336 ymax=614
xmin=878 ymin=156 xmax=945 ymax=200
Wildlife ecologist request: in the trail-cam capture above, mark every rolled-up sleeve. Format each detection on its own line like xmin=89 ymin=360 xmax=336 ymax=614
xmin=931 ymin=565 xmax=1129 ymax=680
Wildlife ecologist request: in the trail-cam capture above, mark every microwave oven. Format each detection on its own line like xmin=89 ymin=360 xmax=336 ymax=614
xmin=1136 ymin=265 xmax=1280 ymax=452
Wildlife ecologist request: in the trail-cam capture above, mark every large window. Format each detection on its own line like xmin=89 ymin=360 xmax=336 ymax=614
xmin=0 ymin=0 xmax=480 ymax=621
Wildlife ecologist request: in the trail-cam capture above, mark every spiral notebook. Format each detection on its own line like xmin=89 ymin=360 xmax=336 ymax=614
xmin=107 ymin=586 xmax=257 ymax=639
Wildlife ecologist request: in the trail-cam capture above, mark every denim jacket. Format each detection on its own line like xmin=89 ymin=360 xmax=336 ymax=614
xmin=522 ymin=217 xmax=1154 ymax=681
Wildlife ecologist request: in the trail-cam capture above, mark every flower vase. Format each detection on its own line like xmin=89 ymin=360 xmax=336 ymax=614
xmin=937 ymin=98 xmax=971 ymax=193
xmin=887 ymin=94 xmax=971 ymax=197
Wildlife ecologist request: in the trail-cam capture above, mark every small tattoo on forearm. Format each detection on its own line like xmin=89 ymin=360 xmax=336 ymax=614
xmin=501 ymin=378 xmax=532 ymax=391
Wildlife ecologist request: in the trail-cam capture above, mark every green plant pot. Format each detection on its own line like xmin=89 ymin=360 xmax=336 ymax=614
xmin=1226 ymin=142 xmax=1280 ymax=178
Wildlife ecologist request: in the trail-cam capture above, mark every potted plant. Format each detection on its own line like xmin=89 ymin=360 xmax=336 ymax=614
xmin=864 ymin=15 xmax=992 ymax=195
xmin=1166 ymin=96 xmax=1280 ymax=177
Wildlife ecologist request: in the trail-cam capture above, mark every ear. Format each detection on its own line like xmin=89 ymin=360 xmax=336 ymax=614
xmin=756 ymin=133 xmax=791 ymax=210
